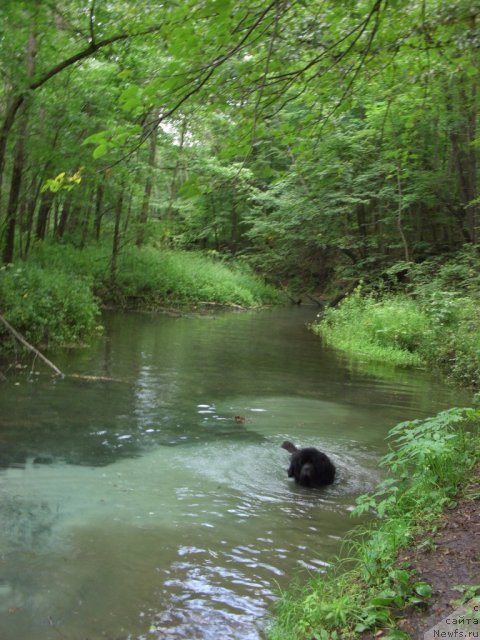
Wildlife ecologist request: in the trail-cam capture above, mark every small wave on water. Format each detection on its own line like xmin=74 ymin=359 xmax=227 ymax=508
xmin=0 ymin=360 xmax=462 ymax=640
xmin=0 ymin=426 xmax=382 ymax=640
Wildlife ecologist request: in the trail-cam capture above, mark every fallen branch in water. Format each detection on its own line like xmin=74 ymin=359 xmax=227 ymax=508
xmin=0 ymin=313 xmax=64 ymax=377
xmin=197 ymin=301 xmax=246 ymax=310
xmin=69 ymin=373 xmax=128 ymax=383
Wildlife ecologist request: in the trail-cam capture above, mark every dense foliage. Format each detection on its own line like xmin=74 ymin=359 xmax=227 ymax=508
xmin=0 ymin=0 xmax=477 ymax=297
xmin=314 ymin=248 xmax=480 ymax=387
xmin=0 ymin=245 xmax=278 ymax=349
xmin=0 ymin=262 xmax=99 ymax=347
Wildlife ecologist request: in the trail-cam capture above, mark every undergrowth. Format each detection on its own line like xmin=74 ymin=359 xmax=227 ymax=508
xmin=313 ymin=247 xmax=480 ymax=387
xmin=0 ymin=243 xmax=279 ymax=351
xmin=314 ymin=293 xmax=428 ymax=367
xmin=0 ymin=263 xmax=100 ymax=348
xmin=268 ymin=407 xmax=480 ymax=640
xmin=29 ymin=243 xmax=279 ymax=308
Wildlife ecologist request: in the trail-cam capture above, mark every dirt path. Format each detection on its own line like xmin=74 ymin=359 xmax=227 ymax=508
xmin=366 ymin=468 xmax=480 ymax=639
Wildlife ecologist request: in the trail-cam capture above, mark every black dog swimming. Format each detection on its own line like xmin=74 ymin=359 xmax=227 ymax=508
xmin=281 ymin=441 xmax=336 ymax=488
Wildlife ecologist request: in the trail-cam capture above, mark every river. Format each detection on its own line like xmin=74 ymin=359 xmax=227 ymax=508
xmin=0 ymin=307 xmax=470 ymax=640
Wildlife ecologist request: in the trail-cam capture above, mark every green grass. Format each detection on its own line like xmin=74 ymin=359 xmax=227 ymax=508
xmin=0 ymin=243 xmax=279 ymax=352
xmin=313 ymin=292 xmax=429 ymax=367
xmin=29 ymin=243 xmax=279 ymax=308
xmin=107 ymin=246 xmax=280 ymax=307
xmin=267 ymin=408 xmax=480 ymax=640
xmin=0 ymin=263 xmax=100 ymax=348
xmin=313 ymin=285 xmax=480 ymax=387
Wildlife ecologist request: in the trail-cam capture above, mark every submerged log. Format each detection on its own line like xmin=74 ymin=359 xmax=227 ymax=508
xmin=69 ymin=373 xmax=127 ymax=383
xmin=0 ymin=313 xmax=64 ymax=377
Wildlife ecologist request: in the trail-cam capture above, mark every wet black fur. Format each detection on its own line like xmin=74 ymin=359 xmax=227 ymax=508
xmin=281 ymin=441 xmax=336 ymax=488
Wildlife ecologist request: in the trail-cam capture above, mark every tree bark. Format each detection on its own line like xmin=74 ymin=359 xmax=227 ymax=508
xmin=110 ymin=189 xmax=124 ymax=286
xmin=2 ymin=27 xmax=37 ymax=264
xmin=2 ymin=109 xmax=28 ymax=263
xmin=136 ymin=131 xmax=157 ymax=246
xmin=94 ymin=183 xmax=105 ymax=241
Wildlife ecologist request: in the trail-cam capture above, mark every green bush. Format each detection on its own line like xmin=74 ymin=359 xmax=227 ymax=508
xmin=420 ymin=292 xmax=480 ymax=387
xmin=28 ymin=242 xmax=279 ymax=308
xmin=315 ymin=292 xmax=429 ymax=367
xmin=314 ymin=280 xmax=480 ymax=387
xmin=110 ymin=247 xmax=279 ymax=307
xmin=0 ymin=263 xmax=100 ymax=348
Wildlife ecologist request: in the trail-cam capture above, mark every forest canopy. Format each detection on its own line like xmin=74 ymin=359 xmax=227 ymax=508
xmin=0 ymin=0 xmax=478 ymax=289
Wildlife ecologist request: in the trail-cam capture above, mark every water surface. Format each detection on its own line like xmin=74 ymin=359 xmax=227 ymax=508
xmin=0 ymin=307 xmax=470 ymax=639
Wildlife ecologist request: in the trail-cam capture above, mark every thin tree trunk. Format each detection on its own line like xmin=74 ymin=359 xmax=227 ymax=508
xmin=94 ymin=183 xmax=105 ymax=241
xmin=0 ymin=96 xmax=24 ymax=205
xmin=230 ymin=196 xmax=238 ymax=255
xmin=2 ymin=110 xmax=28 ymax=263
xmin=123 ymin=187 xmax=134 ymax=234
xmin=136 ymin=131 xmax=157 ymax=246
xmin=79 ymin=201 xmax=93 ymax=249
xmin=56 ymin=198 xmax=72 ymax=239
xmin=165 ymin=118 xmax=187 ymax=219
xmin=111 ymin=189 xmax=124 ymax=286
xmin=396 ymin=161 xmax=410 ymax=262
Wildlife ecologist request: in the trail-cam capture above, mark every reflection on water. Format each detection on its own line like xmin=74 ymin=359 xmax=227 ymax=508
xmin=0 ymin=307 xmax=471 ymax=639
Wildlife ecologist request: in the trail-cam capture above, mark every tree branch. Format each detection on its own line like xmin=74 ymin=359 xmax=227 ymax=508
xmin=0 ymin=314 xmax=64 ymax=377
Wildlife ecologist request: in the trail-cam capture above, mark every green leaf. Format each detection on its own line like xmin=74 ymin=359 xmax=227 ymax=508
xmin=93 ymin=143 xmax=108 ymax=159
xmin=369 ymin=597 xmax=395 ymax=606
xmin=414 ymin=583 xmax=432 ymax=598
xmin=83 ymin=131 xmax=107 ymax=146
xmin=119 ymin=85 xmax=142 ymax=112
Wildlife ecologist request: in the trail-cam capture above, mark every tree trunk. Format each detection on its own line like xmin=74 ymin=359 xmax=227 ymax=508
xmin=446 ymin=74 xmax=478 ymax=244
xmin=94 ymin=183 xmax=105 ymax=241
xmin=165 ymin=118 xmax=187 ymax=219
xmin=79 ymin=201 xmax=93 ymax=249
xmin=136 ymin=131 xmax=157 ymax=246
xmin=123 ymin=187 xmax=134 ymax=234
xmin=56 ymin=198 xmax=72 ymax=239
xmin=1 ymin=27 xmax=37 ymax=264
xmin=0 ymin=96 xmax=25 ymax=206
xmin=35 ymin=189 xmax=54 ymax=240
xmin=2 ymin=111 xmax=28 ymax=263
xmin=230 ymin=196 xmax=239 ymax=255
xmin=111 ymin=189 xmax=124 ymax=286
xmin=396 ymin=161 xmax=410 ymax=262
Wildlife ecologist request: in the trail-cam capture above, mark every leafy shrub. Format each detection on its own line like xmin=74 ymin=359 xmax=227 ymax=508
xmin=23 ymin=243 xmax=280 ymax=308
xmin=110 ymin=247 xmax=279 ymax=307
xmin=420 ymin=292 xmax=480 ymax=387
xmin=315 ymin=292 xmax=429 ymax=367
xmin=315 ymin=280 xmax=480 ymax=387
xmin=0 ymin=263 xmax=100 ymax=348
xmin=408 ymin=246 xmax=480 ymax=297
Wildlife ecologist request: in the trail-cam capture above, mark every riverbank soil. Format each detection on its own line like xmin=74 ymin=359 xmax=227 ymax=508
xmin=366 ymin=466 xmax=480 ymax=639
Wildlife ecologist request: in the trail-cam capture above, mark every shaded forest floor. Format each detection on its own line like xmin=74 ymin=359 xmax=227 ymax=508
xmin=365 ymin=465 xmax=480 ymax=640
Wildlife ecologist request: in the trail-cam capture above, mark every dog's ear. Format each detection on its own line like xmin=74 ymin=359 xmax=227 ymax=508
xmin=281 ymin=441 xmax=297 ymax=454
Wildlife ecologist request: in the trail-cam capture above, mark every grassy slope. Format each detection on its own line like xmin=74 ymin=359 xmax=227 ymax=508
xmin=0 ymin=244 xmax=279 ymax=350
xmin=313 ymin=287 xmax=480 ymax=388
